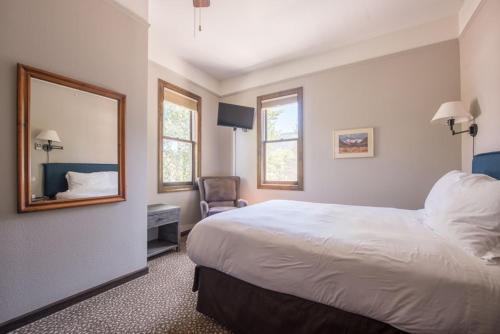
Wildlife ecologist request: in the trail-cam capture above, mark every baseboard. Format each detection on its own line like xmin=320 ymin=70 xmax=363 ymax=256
xmin=0 ymin=267 xmax=149 ymax=334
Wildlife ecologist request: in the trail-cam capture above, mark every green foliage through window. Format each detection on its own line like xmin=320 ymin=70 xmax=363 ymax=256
xmin=265 ymin=140 xmax=298 ymax=181
xmin=163 ymin=138 xmax=192 ymax=183
xmin=263 ymin=102 xmax=299 ymax=182
xmin=162 ymin=100 xmax=197 ymax=184
xmin=164 ymin=102 xmax=191 ymax=141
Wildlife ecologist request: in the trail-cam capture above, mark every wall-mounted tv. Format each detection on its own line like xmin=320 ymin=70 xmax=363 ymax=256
xmin=217 ymin=102 xmax=254 ymax=130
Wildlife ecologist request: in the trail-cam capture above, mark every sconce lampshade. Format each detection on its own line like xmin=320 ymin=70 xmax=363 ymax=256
xmin=431 ymin=101 xmax=472 ymax=124
xmin=36 ymin=129 xmax=61 ymax=142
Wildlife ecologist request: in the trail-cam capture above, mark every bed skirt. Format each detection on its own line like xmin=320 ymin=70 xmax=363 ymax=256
xmin=192 ymin=266 xmax=407 ymax=334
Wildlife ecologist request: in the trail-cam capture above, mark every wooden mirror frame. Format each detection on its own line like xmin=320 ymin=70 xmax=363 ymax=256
xmin=17 ymin=64 xmax=126 ymax=213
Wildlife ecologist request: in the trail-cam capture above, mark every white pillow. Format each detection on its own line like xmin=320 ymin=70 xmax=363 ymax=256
xmin=424 ymin=170 xmax=465 ymax=214
xmin=424 ymin=170 xmax=500 ymax=263
xmin=66 ymin=171 xmax=118 ymax=193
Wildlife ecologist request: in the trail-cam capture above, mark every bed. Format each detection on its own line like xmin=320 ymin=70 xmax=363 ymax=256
xmin=43 ymin=163 xmax=118 ymax=199
xmin=187 ymin=152 xmax=500 ymax=334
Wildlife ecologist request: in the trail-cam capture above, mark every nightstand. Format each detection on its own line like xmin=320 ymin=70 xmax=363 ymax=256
xmin=147 ymin=204 xmax=180 ymax=258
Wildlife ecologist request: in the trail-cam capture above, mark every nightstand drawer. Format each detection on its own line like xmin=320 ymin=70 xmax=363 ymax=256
xmin=147 ymin=208 xmax=180 ymax=228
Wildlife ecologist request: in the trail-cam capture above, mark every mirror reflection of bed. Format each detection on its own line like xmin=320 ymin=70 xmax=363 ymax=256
xmin=29 ymin=76 xmax=119 ymax=202
xmin=40 ymin=163 xmax=119 ymax=201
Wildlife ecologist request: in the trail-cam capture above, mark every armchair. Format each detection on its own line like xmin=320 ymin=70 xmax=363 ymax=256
xmin=197 ymin=176 xmax=248 ymax=219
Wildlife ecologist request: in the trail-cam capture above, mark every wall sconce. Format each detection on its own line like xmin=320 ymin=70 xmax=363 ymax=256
xmin=431 ymin=101 xmax=478 ymax=137
xmin=35 ymin=130 xmax=63 ymax=162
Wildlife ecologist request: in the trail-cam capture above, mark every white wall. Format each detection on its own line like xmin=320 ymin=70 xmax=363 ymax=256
xmin=0 ymin=0 xmax=148 ymax=324
xmin=460 ymin=0 xmax=500 ymax=170
xmin=223 ymin=41 xmax=461 ymax=209
xmin=148 ymin=61 xmax=232 ymax=231
xmin=112 ymin=0 xmax=149 ymax=23
xmin=220 ymin=17 xmax=459 ymax=95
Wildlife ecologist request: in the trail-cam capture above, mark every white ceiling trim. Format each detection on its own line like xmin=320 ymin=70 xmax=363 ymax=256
xmin=458 ymin=0 xmax=483 ymax=34
xmin=220 ymin=16 xmax=459 ymax=96
xmin=150 ymin=15 xmax=460 ymax=97
xmin=148 ymin=50 xmax=221 ymax=96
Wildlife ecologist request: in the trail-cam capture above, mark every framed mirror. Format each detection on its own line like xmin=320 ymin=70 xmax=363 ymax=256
xmin=17 ymin=64 xmax=126 ymax=212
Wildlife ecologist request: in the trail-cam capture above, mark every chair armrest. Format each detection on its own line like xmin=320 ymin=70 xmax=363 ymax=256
xmin=200 ymin=200 xmax=209 ymax=219
xmin=236 ymin=199 xmax=248 ymax=208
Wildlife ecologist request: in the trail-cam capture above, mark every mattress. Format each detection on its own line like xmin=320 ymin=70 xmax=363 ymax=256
xmin=187 ymin=200 xmax=500 ymax=334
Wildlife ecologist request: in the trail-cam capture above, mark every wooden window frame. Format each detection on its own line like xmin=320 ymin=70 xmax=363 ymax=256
xmin=257 ymin=87 xmax=303 ymax=191
xmin=158 ymin=79 xmax=201 ymax=193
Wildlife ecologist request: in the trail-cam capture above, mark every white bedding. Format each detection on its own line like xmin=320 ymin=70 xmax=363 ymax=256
xmin=187 ymin=200 xmax=500 ymax=334
xmin=55 ymin=171 xmax=118 ymax=199
xmin=55 ymin=189 xmax=117 ymax=199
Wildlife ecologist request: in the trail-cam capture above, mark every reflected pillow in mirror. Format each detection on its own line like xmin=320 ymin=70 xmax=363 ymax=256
xmin=66 ymin=171 xmax=118 ymax=194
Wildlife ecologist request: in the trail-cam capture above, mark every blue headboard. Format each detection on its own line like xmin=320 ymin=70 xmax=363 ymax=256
xmin=472 ymin=151 xmax=500 ymax=180
xmin=43 ymin=163 xmax=119 ymax=198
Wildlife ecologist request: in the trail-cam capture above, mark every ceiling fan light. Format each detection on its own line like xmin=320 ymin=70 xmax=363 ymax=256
xmin=193 ymin=0 xmax=210 ymax=8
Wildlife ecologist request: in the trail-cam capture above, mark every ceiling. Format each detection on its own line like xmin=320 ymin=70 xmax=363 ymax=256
xmin=149 ymin=0 xmax=463 ymax=81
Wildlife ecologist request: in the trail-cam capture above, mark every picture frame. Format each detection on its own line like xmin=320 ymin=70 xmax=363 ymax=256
xmin=333 ymin=127 xmax=374 ymax=159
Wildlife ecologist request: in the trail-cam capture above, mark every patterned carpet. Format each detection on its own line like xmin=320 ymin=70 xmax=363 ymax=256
xmin=11 ymin=244 xmax=230 ymax=334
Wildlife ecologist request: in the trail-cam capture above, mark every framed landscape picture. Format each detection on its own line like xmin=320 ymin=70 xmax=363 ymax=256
xmin=333 ymin=127 xmax=374 ymax=159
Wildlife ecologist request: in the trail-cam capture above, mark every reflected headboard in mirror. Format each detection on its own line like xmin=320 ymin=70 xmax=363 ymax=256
xmin=43 ymin=163 xmax=119 ymax=198
xmin=472 ymin=151 xmax=500 ymax=180
xmin=17 ymin=64 xmax=126 ymax=212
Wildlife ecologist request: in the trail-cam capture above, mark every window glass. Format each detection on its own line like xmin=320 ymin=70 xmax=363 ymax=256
xmin=265 ymin=140 xmax=298 ymax=182
xmin=162 ymin=139 xmax=193 ymax=183
xmin=265 ymin=103 xmax=298 ymax=141
xmin=163 ymin=101 xmax=192 ymax=141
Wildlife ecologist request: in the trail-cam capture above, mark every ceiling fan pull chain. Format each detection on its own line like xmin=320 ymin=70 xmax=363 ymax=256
xmin=193 ymin=0 xmax=209 ymax=36
xmin=199 ymin=8 xmax=202 ymax=32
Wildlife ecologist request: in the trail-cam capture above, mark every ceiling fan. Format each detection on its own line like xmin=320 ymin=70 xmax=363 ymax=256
xmin=193 ymin=0 xmax=210 ymax=7
xmin=193 ymin=0 xmax=210 ymax=37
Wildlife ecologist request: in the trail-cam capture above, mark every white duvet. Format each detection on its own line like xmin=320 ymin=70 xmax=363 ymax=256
xmin=55 ymin=189 xmax=117 ymax=199
xmin=187 ymin=200 xmax=500 ymax=334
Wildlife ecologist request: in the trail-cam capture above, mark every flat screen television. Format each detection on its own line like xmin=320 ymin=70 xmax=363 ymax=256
xmin=217 ymin=102 xmax=254 ymax=130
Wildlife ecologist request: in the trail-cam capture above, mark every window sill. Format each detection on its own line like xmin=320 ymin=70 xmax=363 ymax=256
xmin=257 ymin=183 xmax=303 ymax=191
xmin=158 ymin=185 xmax=198 ymax=193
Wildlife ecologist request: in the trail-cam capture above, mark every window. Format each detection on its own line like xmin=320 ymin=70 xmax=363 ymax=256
xmin=158 ymin=79 xmax=201 ymax=192
xmin=257 ymin=87 xmax=303 ymax=190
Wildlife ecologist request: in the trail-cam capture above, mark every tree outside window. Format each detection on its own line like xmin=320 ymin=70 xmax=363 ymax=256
xmin=158 ymin=80 xmax=201 ymax=192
